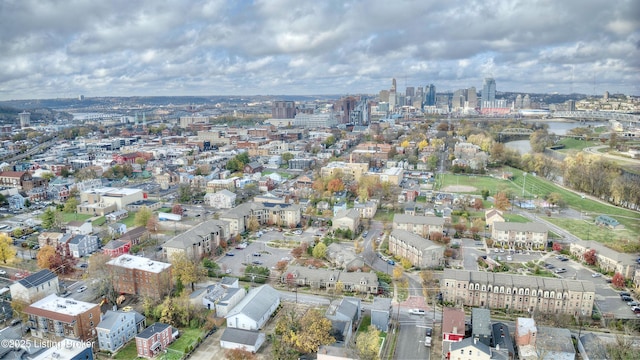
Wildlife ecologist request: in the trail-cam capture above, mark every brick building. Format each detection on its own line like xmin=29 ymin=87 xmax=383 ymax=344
xmin=24 ymin=294 xmax=100 ymax=341
xmin=106 ymin=255 xmax=173 ymax=300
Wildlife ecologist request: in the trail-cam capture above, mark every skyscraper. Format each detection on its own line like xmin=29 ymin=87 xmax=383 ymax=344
xmin=425 ymin=84 xmax=436 ymax=106
xmin=482 ymin=78 xmax=496 ymax=105
xmin=467 ymin=87 xmax=477 ymax=109
xmin=19 ymin=111 xmax=30 ymax=128
xmin=391 ymin=78 xmax=397 ymax=92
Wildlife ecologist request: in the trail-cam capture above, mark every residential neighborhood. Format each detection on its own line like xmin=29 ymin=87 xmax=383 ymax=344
xmin=0 ymin=93 xmax=638 ymax=360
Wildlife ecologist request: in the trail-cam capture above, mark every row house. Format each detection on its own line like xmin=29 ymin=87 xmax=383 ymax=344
xmin=0 ymin=171 xmax=33 ymax=191
xmin=392 ymin=214 xmax=445 ymax=239
xmin=106 ymin=255 xmax=173 ymax=300
xmin=103 ymin=239 xmax=131 ymax=258
xmin=353 ymin=200 xmax=378 ymax=219
xmin=492 ymin=222 xmax=548 ymax=250
xmin=136 ymin=323 xmax=177 ymax=358
xmin=569 ymin=239 xmax=637 ymax=278
xmin=25 ymin=294 xmax=101 ymax=341
xmin=281 ymin=266 xmax=378 ymax=295
xmin=389 ymin=229 xmax=445 ymax=268
xmin=441 ymin=269 xmax=595 ymax=316
xmin=206 ymin=177 xmax=238 ymax=192
xmin=48 ymin=184 xmax=70 ymax=202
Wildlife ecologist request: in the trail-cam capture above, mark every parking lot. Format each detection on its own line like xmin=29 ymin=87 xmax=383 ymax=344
xmin=216 ymin=231 xmax=298 ymax=277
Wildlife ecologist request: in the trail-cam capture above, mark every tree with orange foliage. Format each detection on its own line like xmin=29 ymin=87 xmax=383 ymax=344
xmin=327 ymin=178 xmax=345 ymax=193
xmin=583 ymin=249 xmax=597 ymax=266
xmin=494 ymin=192 xmax=511 ymax=211
xmin=611 ymin=273 xmax=625 ymax=289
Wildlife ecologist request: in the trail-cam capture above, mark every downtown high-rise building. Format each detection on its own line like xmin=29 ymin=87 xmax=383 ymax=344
xmin=467 ymin=87 xmax=477 ymax=109
xmin=482 ymin=78 xmax=496 ymax=106
xmin=425 ymin=84 xmax=436 ymax=106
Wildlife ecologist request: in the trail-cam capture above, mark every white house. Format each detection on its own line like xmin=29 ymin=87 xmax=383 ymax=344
xmin=226 ymin=285 xmax=280 ymax=331
xmin=204 ymin=189 xmax=237 ymax=209
xmin=9 ymin=270 xmax=59 ymax=303
xmin=219 ymin=328 xmax=266 ymax=353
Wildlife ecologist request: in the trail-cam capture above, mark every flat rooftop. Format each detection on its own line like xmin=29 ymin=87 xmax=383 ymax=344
xmin=107 ymin=254 xmax=171 ymax=273
xmin=30 ymin=294 xmax=97 ymax=316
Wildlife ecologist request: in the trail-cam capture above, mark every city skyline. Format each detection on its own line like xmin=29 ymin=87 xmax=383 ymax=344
xmin=0 ymin=0 xmax=638 ymax=101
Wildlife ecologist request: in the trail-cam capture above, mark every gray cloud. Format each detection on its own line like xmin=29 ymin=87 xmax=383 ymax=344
xmin=0 ymin=0 xmax=638 ymax=100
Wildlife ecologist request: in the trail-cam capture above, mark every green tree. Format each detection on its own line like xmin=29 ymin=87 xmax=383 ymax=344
xmin=355 ymin=325 xmax=381 ymax=360
xmin=281 ymin=152 xmax=294 ymax=162
xmin=0 ymin=234 xmax=17 ymax=264
xmin=169 ymin=252 xmax=206 ymax=292
xmin=312 ymin=242 xmax=327 ymax=259
xmin=84 ymin=252 xmax=119 ymax=305
xmin=294 ymin=309 xmax=335 ymax=353
xmin=178 ymin=185 xmax=193 ymax=203
xmin=134 ymin=206 xmax=153 ymax=227
xmin=41 ymin=207 xmax=61 ymax=229
xmin=63 ymin=197 xmax=79 ymax=213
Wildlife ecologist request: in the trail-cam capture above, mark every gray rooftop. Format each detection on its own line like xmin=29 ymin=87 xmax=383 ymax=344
xmin=220 ymin=328 xmax=262 ymax=346
xmin=96 ymin=310 xmax=136 ymax=331
xmin=17 ymin=270 xmax=57 ymax=289
xmin=372 ymin=297 xmax=392 ymax=311
xmin=493 ymin=221 xmax=548 ymax=233
xmin=393 ymin=213 xmax=445 ymax=226
xmin=471 ymin=308 xmax=492 ymax=337
xmin=390 ymin=229 xmax=442 ymax=251
xmin=225 ymin=285 xmax=279 ymax=322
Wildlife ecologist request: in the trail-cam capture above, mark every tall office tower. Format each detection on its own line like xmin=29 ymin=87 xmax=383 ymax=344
xmin=482 ymin=78 xmax=496 ymax=106
xmin=515 ymin=95 xmax=523 ymax=109
xmin=425 ymin=84 xmax=436 ymax=106
xmin=522 ymin=94 xmax=531 ymax=109
xmin=389 ymin=90 xmax=397 ymax=111
xmin=379 ymin=90 xmax=390 ymax=102
xmin=272 ymin=101 xmax=296 ymax=119
xmin=391 ymin=78 xmax=397 ymax=92
xmin=405 ymin=87 xmax=415 ymax=97
xmin=335 ymin=96 xmax=357 ymax=124
xmin=19 ymin=111 xmax=30 ymax=128
xmin=603 ymin=91 xmax=609 ymax=100
xmin=452 ymin=89 xmax=466 ymax=109
xmin=467 ymin=87 xmax=477 ymax=109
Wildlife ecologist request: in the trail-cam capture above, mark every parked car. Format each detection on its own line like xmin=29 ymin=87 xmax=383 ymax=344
xmin=76 ymin=286 xmax=87 ymax=293
xmin=621 ymin=296 xmax=633 ymax=302
xmin=253 ymin=253 xmax=262 ymax=257
xmin=387 ymin=260 xmax=395 ymax=265
xmin=620 ymin=292 xmax=631 ymax=297
xmin=225 ymin=252 xmax=235 ymax=257
xmin=631 ymin=306 xmax=640 ymax=314
xmin=252 ymin=260 xmax=263 ymax=265
xmin=408 ymin=309 xmax=426 ymax=316
xmin=554 ymin=268 xmax=567 ymax=274
xmin=627 ymin=301 xmax=639 ymax=307
xmin=0 ymin=270 xmax=6 ymax=275
xmin=591 ymin=273 xmax=602 ymax=278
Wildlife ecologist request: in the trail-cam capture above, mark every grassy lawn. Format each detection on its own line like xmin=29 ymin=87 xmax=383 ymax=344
xmin=121 ymin=214 xmax=137 ymax=228
xmin=262 ymin=170 xmax=293 ymax=179
xmin=358 ymin=315 xmax=371 ymax=333
xmin=439 ymin=174 xmax=519 ymax=195
xmin=169 ymin=328 xmax=205 ymax=354
xmin=92 ymin=216 xmax=106 ymax=226
xmin=113 ymin=341 xmax=140 ymax=360
xmin=555 ymin=138 xmax=597 ymax=152
xmin=503 ymin=214 xmax=529 ymax=223
xmin=544 ymin=217 xmax=638 ymax=252
xmin=60 ymin=212 xmax=92 ymax=222
xmin=373 ymin=210 xmax=398 ymax=222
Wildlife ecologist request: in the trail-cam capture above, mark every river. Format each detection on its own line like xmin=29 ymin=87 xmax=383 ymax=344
xmin=505 ymin=120 xmax=608 ymax=154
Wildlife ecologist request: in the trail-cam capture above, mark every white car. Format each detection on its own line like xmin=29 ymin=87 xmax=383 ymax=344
xmin=0 ymin=270 xmax=6 ymax=275
xmin=408 ymin=309 xmax=426 ymax=316
xmin=76 ymin=286 xmax=88 ymax=293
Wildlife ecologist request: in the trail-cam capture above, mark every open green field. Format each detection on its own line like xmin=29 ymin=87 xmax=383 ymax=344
xmin=555 ymin=138 xmax=597 ymax=152
xmin=60 ymin=212 xmax=92 ymax=222
xmin=437 ymin=167 xmax=640 ymax=250
xmin=503 ymin=214 xmax=529 ymax=223
xmin=545 ymin=217 xmax=638 ymax=252
xmin=437 ymin=173 xmax=520 ymax=195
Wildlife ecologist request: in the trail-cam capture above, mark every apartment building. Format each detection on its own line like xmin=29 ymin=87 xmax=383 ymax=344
xmin=569 ymin=239 xmax=637 ymax=278
xmin=441 ymin=269 xmax=595 ymax=316
xmin=392 ymin=214 xmax=445 ymax=238
xmin=388 ymin=229 xmax=444 ymax=268
xmin=24 ymin=294 xmax=100 ymax=341
xmin=106 ymin=255 xmax=173 ymax=300
xmin=492 ymin=222 xmax=548 ymax=250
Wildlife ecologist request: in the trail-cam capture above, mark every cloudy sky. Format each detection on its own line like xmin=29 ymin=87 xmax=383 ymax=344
xmin=0 ymin=0 xmax=638 ymax=100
